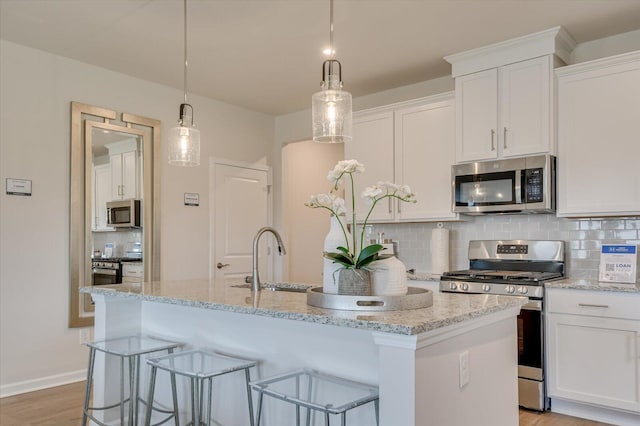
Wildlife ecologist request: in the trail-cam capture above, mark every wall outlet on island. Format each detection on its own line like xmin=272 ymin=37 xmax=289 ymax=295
xmin=459 ymin=350 xmax=469 ymax=388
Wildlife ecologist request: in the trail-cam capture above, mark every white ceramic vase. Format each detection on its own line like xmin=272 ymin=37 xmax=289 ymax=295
xmin=370 ymin=255 xmax=408 ymax=296
xmin=323 ymin=215 xmax=351 ymax=294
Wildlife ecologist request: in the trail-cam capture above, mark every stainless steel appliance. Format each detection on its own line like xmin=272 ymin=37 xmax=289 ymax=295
xmin=106 ymin=199 xmax=142 ymax=228
xmin=439 ymin=240 xmax=565 ymax=411
xmin=91 ymin=259 xmax=122 ymax=285
xmin=452 ymin=155 xmax=555 ymax=215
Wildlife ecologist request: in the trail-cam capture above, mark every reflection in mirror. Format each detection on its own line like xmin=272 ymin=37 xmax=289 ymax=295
xmin=70 ymin=102 xmax=161 ymax=328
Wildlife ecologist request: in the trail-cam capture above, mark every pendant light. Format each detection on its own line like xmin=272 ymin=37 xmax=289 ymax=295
xmin=312 ymin=0 xmax=352 ymax=144
xmin=168 ymin=0 xmax=200 ymax=167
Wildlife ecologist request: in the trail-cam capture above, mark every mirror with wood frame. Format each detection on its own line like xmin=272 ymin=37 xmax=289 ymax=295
xmin=69 ymin=102 xmax=161 ymax=328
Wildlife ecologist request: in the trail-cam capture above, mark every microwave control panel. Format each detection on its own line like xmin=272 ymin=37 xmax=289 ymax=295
xmin=524 ymin=168 xmax=544 ymax=203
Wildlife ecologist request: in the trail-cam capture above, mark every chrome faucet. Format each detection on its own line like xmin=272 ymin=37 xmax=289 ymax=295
xmin=252 ymin=227 xmax=286 ymax=293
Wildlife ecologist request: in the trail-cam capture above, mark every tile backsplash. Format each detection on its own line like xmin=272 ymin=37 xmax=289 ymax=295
xmin=371 ymin=215 xmax=640 ymax=281
xmin=92 ymin=230 xmax=142 ymax=258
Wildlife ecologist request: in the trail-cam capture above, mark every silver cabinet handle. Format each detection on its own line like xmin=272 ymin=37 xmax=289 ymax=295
xmin=216 ymin=262 xmax=230 ymax=269
xmin=491 ymin=129 xmax=496 ymax=150
xmin=503 ymin=127 xmax=508 ymax=148
xmin=398 ymin=200 xmax=401 ymax=214
xmin=578 ymin=303 xmax=609 ymax=309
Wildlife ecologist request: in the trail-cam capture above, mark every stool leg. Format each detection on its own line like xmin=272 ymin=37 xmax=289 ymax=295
xmin=255 ymin=391 xmax=264 ymax=426
xmin=244 ymin=368 xmax=255 ymax=426
xmin=341 ymin=411 xmax=347 ymax=426
xmin=205 ymin=377 xmax=213 ymax=426
xmin=295 ymin=375 xmax=300 ymax=426
xmin=325 ymin=411 xmax=331 ymax=426
xmin=306 ymin=376 xmax=313 ymax=426
xmin=168 ymin=347 xmax=180 ymax=426
xmin=144 ymin=365 xmax=158 ymax=426
xmin=121 ymin=355 xmax=126 ymax=426
xmin=82 ymin=347 xmax=96 ymax=426
xmin=374 ymin=399 xmax=379 ymax=426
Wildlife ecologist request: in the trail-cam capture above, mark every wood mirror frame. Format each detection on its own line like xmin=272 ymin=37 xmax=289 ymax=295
xmin=69 ymin=102 xmax=161 ymax=328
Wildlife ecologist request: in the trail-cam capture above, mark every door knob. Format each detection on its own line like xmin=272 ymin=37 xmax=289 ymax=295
xmin=216 ymin=262 xmax=230 ymax=269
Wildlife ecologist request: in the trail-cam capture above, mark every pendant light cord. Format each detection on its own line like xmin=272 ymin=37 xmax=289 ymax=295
xmin=329 ymin=0 xmax=334 ymax=59
xmin=183 ymin=0 xmax=188 ymax=105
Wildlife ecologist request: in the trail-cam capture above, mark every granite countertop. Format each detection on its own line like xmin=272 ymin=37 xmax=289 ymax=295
xmin=82 ymin=280 xmax=527 ymax=336
xmin=546 ymin=278 xmax=640 ymax=293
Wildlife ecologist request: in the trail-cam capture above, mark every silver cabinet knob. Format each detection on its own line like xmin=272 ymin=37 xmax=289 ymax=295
xmin=216 ymin=262 xmax=230 ymax=269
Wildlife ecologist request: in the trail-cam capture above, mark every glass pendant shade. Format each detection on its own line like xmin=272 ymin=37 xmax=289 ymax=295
xmin=168 ymin=124 xmax=200 ymax=167
xmin=168 ymin=103 xmax=200 ymax=166
xmin=312 ymin=72 xmax=352 ymax=143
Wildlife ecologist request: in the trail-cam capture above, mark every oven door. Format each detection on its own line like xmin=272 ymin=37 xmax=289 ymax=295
xmin=92 ymin=268 xmax=120 ymax=285
xmin=517 ymin=300 xmax=547 ymax=411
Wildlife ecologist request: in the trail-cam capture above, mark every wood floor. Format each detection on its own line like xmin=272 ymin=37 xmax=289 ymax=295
xmin=0 ymin=381 xmax=612 ymax=425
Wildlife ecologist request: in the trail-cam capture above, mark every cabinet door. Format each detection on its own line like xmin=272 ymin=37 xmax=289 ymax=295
xmin=547 ymin=313 xmax=640 ymax=413
xmin=110 ymin=154 xmax=123 ymax=200
xmin=455 ymin=68 xmax=498 ymax=162
xmin=93 ymin=164 xmax=112 ymax=230
xmin=395 ymin=96 xmax=458 ymax=221
xmin=557 ymin=54 xmax=640 ymax=217
xmin=121 ymin=150 xmax=138 ymax=199
xmin=499 ymin=56 xmax=551 ymax=158
xmin=347 ymin=111 xmax=395 ymax=222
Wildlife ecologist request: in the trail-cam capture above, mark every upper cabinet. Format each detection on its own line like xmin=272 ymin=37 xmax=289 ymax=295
xmin=556 ymin=51 xmax=640 ymax=217
xmin=346 ymin=93 xmax=458 ymax=223
xmin=445 ymin=27 xmax=575 ymax=163
xmin=92 ymin=163 xmax=113 ymax=231
xmin=106 ymin=139 xmax=141 ymax=201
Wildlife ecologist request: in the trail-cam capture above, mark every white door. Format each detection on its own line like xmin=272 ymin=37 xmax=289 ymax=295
xmin=211 ymin=160 xmax=271 ymax=283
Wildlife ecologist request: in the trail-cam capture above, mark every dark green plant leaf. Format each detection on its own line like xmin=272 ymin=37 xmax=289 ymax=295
xmin=356 ymin=244 xmax=383 ymax=265
xmin=324 ymin=252 xmax=355 ymax=267
xmin=335 ymin=246 xmax=350 ymax=255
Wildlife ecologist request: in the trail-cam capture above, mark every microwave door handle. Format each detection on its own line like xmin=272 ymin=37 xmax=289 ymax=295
xmin=515 ymin=170 xmax=522 ymax=204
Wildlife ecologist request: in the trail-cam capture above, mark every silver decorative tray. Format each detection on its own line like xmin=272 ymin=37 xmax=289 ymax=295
xmin=307 ymin=286 xmax=433 ymax=311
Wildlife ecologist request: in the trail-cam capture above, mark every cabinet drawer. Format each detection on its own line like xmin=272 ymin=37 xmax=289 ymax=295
xmin=547 ymin=289 xmax=640 ymax=320
xmin=122 ymin=263 xmax=143 ymax=278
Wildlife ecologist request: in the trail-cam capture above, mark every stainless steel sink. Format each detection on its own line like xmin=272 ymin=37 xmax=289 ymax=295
xmin=231 ymin=283 xmax=311 ymax=293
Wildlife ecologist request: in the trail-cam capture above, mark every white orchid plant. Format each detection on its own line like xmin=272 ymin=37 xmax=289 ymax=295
xmin=305 ymin=159 xmax=416 ymax=269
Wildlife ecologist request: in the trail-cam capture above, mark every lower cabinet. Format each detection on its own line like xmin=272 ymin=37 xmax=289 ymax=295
xmin=546 ymin=288 xmax=640 ymax=416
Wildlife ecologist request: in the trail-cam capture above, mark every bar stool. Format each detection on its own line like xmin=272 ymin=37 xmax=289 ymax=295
xmin=144 ymin=349 xmax=257 ymax=426
xmin=250 ymin=369 xmax=379 ymax=426
xmin=82 ymin=335 xmax=182 ymax=426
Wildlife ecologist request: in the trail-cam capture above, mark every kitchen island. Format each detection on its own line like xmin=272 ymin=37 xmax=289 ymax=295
xmin=84 ymin=280 xmax=527 ymax=426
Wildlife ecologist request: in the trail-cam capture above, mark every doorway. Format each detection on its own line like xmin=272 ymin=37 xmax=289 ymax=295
xmin=282 ymin=140 xmax=343 ymax=284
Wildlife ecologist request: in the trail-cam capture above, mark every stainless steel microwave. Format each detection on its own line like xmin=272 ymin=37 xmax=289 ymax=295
xmin=106 ymin=199 xmax=142 ymax=227
xmin=452 ymin=155 xmax=556 ymax=215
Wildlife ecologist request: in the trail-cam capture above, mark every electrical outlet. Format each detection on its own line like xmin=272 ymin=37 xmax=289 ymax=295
xmin=459 ymin=350 xmax=469 ymax=388
xmin=79 ymin=328 xmax=93 ymax=344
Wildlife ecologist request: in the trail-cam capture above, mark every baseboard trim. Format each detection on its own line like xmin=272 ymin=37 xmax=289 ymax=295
xmin=551 ymin=398 xmax=640 ymax=426
xmin=0 ymin=369 xmax=86 ymax=398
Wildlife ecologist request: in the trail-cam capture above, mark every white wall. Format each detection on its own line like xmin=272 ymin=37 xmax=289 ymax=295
xmin=282 ymin=141 xmax=344 ymax=283
xmin=0 ymin=40 xmax=274 ymax=396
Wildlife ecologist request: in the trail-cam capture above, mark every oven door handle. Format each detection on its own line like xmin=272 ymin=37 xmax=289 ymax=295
xmin=92 ymin=268 xmax=117 ymax=276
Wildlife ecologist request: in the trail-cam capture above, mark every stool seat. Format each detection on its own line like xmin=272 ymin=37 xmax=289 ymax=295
xmin=82 ymin=335 xmax=182 ymax=426
xmin=145 ymin=349 xmax=258 ymax=426
xmin=250 ymin=369 xmax=379 ymax=426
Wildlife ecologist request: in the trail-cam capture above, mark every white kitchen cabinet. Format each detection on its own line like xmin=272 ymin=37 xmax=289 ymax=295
xmin=122 ymin=262 xmax=143 ymax=283
xmin=346 ymin=93 xmax=458 ymax=223
xmin=454 ymin=55 xmax=552 ymax=162
xmin=547 ymin=288 xmax=640 ymax=417
xmin=445 ymin=27 xmax=575 ymax=164
xmin=92 ymin=163 xmax=113 ymax=231
xmin=107 ymin=139 xmax=140 ymax=201
xmin=556 ymin=51 xmax=640 ymax=217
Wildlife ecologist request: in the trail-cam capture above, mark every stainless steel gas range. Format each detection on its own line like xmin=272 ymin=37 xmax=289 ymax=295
xmin=440 ymin=240 xmax=566 ymax=411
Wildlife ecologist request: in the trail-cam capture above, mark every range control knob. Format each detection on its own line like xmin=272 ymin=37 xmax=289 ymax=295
xmin=518 ymin=286 xmax=529 ymax=294
xmin=460 ymin=283 xmax=469 ymax=291
xmin=482 ymin=284 xmax=492 ymax=292
xmin=449 ymin=282 xmax=458 ymax=290
xmin=505 ymin=285 xmax=516 ymax=294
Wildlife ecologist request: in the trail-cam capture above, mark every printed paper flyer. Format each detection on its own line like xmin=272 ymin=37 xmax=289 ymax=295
xmin=598 ymin=245 xmax=638 ymax=283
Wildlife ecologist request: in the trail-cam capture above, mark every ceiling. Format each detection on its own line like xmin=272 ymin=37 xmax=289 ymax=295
xmin=1 ymin=0 xmax=639 ymax=116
